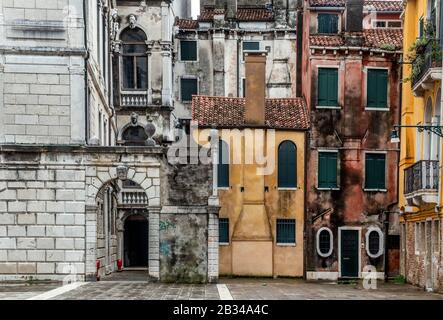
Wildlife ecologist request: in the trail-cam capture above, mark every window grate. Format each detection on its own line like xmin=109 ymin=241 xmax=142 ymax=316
xmin=219 ymin=218 xmax=229 ymax=244
xmin=277 ymin=219 xmax=296 ymax=244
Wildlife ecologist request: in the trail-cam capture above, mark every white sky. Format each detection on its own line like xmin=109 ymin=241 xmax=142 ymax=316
xmin=191 ymin=0 xmax=200 ymax=19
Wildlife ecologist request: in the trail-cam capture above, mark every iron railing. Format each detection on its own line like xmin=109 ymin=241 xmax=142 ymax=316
xmin=412 ymin=39 xmax=442 ymax=88
xmin=404 ymin=160 xmax=439 ymax=195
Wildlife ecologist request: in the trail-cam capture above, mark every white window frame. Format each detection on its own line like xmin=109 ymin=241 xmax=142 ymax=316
xmin=372 ymin=19 xmax=403 ymax=29
xmin=317 ymin=227 xmax=333 ymax=258
xmin=364 ymin=66 xmax=390 ymax=111
xmin=365 ymin=227 xmax=384 ymax=258
xmin=179 ymin=76 xmax=199 ymax=103
xmin=316 ymin=65 xmax=341 ymax=110
xmin=317 ymin=149 xmax=340 ymax=190
xmin=179 ymin=39 xmax=199 ymax=62
xmin=363 ymin=151 xmax=388 ymax=192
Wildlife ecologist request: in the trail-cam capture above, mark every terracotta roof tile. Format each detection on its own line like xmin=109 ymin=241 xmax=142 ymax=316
xmin=192 ymin=96 xmax=309 ymax=130
xmin=310 ymin=35 xmax=345 ymax=47
xmin=310 ymin=29 xmax=402 ymax=50
xmin=199 ymin=7 xmax=274 ymax=22
xmin=364 ymin=1 xmax=403 ymax=12
xmin=310 ymin=0 xmax=403 ymax=11
xmin=363 ymin=29 xmax=403 ymax=49
xmin=175 ymin=18 xmax=199 ymax=30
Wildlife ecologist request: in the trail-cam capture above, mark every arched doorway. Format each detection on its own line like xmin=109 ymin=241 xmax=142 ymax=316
xmin=124 ymin=215 xmax=149 ymax=268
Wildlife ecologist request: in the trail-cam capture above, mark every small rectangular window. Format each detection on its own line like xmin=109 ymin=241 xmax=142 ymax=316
xmin=365 ymin=153 xmax=386 ymax=190
xmin=242 ymin=41 xmax=260 ymax=51
xmin=180 ymin=40 xmax=197 ymax=61
xmin=318 ymin=68 xmax=338 ymax=107
xmin=181 ymin=78 xmax=198 ymax=102
xmin=219 ymin=218 xmax=229 ymax=244
xmin=374 ymin=21 xmax=387 ymax=28
xmin=242 ymin=78 xmax=246 ymax=97
xmin=317 ymin=14 xmax=339 ymax=34
xmin=318 ymin=152 xmax=338 ymax=189
xmin=277 ymin=219 xmax=296 ymax=244
xmin=367 ymin=69 xmax=388 ymax=109
xmin=387 ymin=21 xmax=402 ymax=28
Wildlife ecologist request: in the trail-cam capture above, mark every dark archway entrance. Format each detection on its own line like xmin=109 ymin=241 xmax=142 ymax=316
xmin=124 ymin=215 xmax=149 ymax=268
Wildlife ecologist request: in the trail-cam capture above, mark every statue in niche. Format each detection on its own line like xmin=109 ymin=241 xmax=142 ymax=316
xmin=122 ymin=112 xmax=148 ymax=146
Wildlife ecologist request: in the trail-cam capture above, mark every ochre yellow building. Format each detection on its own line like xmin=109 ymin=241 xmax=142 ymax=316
xmin=399 ymin=0 xmax=443 ymax=292
xmin=192 ymin=52 xmax=309 ymax=277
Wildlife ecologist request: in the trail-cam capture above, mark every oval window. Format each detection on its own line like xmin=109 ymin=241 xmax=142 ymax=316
xmin=316 ymin=228 xmax=333 ymax=257
xmin=366 ymin=228 xmax=383 ymax=258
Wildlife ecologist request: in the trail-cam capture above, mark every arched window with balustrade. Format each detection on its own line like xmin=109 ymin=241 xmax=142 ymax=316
xmin=120 ymin=27 xmax=148 ymax=90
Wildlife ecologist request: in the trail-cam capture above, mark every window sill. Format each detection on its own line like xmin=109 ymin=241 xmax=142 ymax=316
xmin=317 ymin=187 xmax=340 ymax=191
xmin=217 ymin=187 xmax=230 ymax=190
xmin=276 ymin=243 xmax=296 ymax=247
xmin=278 ymin=187 xmax=298 ymax=191
xmin=219 ymin=243 xmax=230 ymax=246
xmin=364 ymin=188 xmax=387 ymax=192
xmin=316 ymin=106 xmax=341 ymax=110
xmin=365 ymin=107 xmax=389 ymax=111
xmin=180 ymin=60 xmax=198 ymax=63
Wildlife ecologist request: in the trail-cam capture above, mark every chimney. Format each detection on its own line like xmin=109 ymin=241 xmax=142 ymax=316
xmin=226 ymin=0 xmax=237 ymax=19
xmin=345 ymin=0 xmax=364 ymax=33
xmin=344 ymin=0 xmax=364 ymax=46
xmin=244 ymin=51 xmax=267 ymax=126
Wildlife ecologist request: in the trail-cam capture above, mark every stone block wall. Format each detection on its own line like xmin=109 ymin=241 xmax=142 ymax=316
xmin=0 ymin=161 xmax=87 ymax=281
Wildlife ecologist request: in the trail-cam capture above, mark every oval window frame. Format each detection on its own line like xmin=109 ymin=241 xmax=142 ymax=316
xmin=365 ymin=227 xmax=384 ymax=258
xmin=316 ymin=227 xmax=333 ymax=258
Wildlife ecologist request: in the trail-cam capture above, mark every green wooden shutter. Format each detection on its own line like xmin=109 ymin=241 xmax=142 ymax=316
xmin=318 ymin=152 xmax=338 ymax=188
xmin=243 ymin=42 xmax=260 ymax=51
xmin=318 ymin=14 xmax=338 ymax=34
xmin=278 ymin=141 xmax=297 ymax=188
xmin=419 ymin=17 xmax=424 ymax=38
xmin=181 ymin=78 xmax=198 ymax=102
xmin=365 ymin=154 xmax=386 ymax=189
xmin=367 ymin=69 xmax=388 ymax=108
xmin=218 ymin=140 xmax=229 ymax=188
xmin=318 ymin=68 xmax=338 ymax=107
xmin=180 ymin=41 xmax=197 ymax=61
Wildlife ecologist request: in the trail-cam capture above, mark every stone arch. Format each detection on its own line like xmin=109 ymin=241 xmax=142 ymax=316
xmin=116 ymin=23 xmax=148 ymax=42
xmin=85 ymin=164 xmax=161 ymax=281
xmin=117 ymin=119 xmax=149 ymax=143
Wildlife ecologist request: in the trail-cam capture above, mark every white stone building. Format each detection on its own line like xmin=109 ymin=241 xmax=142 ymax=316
xmin=0 ymin=0 xmax=220 ymax=283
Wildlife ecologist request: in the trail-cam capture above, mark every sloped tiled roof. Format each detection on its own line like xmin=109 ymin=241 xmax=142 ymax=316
xmin=363 ymin=29 xmax=403 ymax=49
xmin=192 ymin=96 xmax=309 ymax=130
xmin=310 ymin=29 xmax=402 ymax=50
xmin=364 ymin=0 xmax=403 ymax=12
xmin=310 ymin=0 xmax=403 ymax=12
xmin=199 ymin=7 xmax=274 ymax=22
xmin=175 ymin=18 xmax=199 ymax=30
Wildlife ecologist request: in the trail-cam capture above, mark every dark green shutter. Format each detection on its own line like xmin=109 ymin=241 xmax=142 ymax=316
xmin=180 ymin=41 xmax=197 ymax=61
xmin=219 ymin=218 xmax=229 ymax=243
xmin=365 ymin=154 xmax=386 ymax=189
xmin=318 ymin=68 xmax=338 ymax=107
xmin=318 ymin=14 xmax=338 ymax=34
xmin=318 ymin=152 xmax=338 ymax=188
xmin=367 ymin=69 xmax=388 ymax=108
xmin=278 ymin=141 xmax=297 ymax=188
xmin=419 ymin=17 xmax=424 ymax=38
xmin=181 ymin=78 xmax=198 ymax=102
xmin=277 ymin=219 xmax=296 ymax=244
xmin=218 ymin=140 xmax=229 ymax=188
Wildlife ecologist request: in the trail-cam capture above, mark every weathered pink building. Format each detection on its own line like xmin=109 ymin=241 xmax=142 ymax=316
xmin=302 ymin=0 xmax=403 ymax=280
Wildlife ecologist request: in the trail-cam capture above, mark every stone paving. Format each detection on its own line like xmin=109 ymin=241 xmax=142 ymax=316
xmin=0 ymin=275 xmax=442 ymax=300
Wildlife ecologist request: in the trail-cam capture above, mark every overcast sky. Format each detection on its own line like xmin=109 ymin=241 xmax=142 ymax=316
xmin=191 ymin=0 xmax=200 ymax=19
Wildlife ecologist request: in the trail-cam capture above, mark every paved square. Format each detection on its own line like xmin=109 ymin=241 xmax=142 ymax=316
xmin=0 ymin=274 xmax=442 ymax=300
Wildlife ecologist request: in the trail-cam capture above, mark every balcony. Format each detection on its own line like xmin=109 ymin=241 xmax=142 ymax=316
xmin=119 ymin=191 xmax=149 ymax=207
xmin=411 ymin=39 xmax=442 ymax=96
xmin=404 ymin=160 xmax=439 ymax=205
xmin=120 ymin=91 xmax=148 ymax=108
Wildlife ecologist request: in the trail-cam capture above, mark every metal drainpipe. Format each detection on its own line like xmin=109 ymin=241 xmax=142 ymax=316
xmin=303 ymin=129 xmax=309 ymax=280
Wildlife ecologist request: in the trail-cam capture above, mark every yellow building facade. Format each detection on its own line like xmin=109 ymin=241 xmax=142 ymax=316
xmin=192 ymin=52 xmax=309 ymax=277
xmin=399 ymin=0 xmax=443 ymax=292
